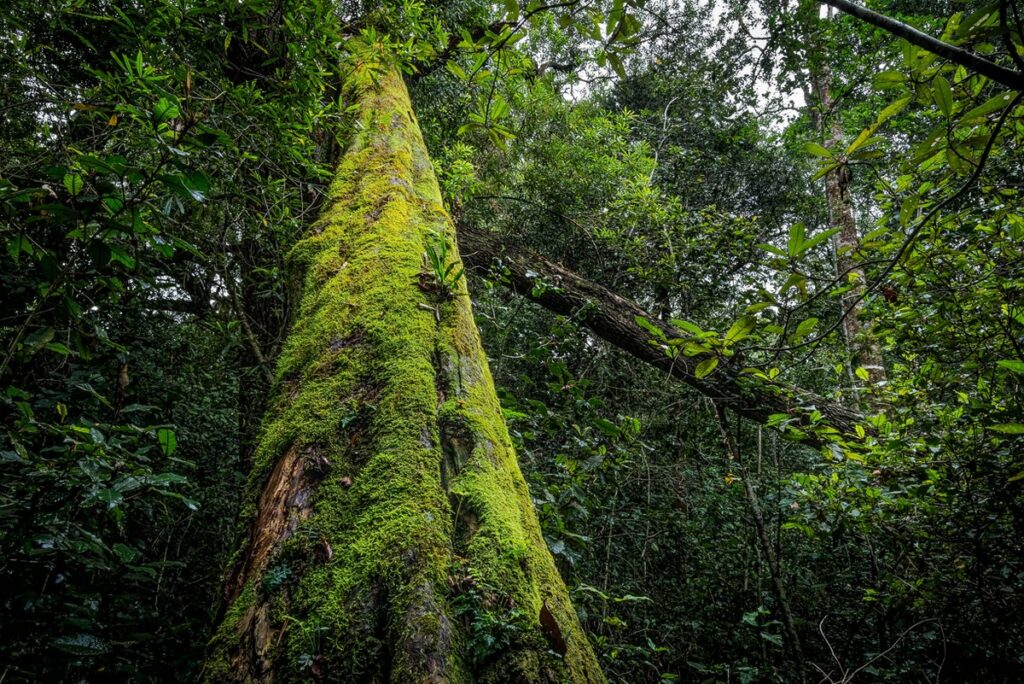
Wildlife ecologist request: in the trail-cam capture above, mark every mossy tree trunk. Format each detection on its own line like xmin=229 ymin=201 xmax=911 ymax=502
xmin=205 ymin=67 xmax=604 ymax=683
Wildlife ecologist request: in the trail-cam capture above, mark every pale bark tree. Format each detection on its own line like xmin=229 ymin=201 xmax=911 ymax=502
xmin=806 ymin=56 xmax=887 ymax=386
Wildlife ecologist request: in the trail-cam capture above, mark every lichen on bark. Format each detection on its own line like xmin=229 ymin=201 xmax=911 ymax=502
xmin=205 ymin=65 xmax=604 ymax=683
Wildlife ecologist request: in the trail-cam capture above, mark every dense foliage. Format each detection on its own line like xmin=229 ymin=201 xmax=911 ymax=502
xmin=2 ymin=0 xmax=1023 ymax=681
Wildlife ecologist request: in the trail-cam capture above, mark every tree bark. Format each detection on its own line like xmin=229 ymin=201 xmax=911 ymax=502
xmin=457 ymin=225 xmax=865 ymax=447
xmin=206 ymin=67 xmax=603 ymax=684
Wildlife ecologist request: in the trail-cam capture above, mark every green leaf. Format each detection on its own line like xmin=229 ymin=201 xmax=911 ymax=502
xmin=960 ymin=91 xmax=1016 ymax=124
xmin=876 ymin=96 xmax=912 ymax=127
xmin=148 ymin=472 xmax=188 ymax=486
xmin=159 ymin=490 xmax=199 ymax=510
xmin=804 ymin=142 xmax=832 ymax=158
xmin=800 ymin=228 xmax=840 ymax=254
xmin=593 ymin=418 xmax=622 ymax=437
xmin=683 ymin=340 xmax=711 ymax=356
xmin=873 ymin=70 xmax=905 ymax=90
xmin=96 ymin=488 xmax=123 ymax=509
xmin=635 ymin=316 xmax=667 ymax=342
xmin=669 ymin=319 xmax=704 ymax=336
xmin=855 ymin=367 xmax=870 ymax=382
xmin=811 ymin=162 xmax=841 ymax=182
xmin=6 ymin=234 xmax=33 ymax=260
xmin=900 ymin=195 xmax=919 ymax=227
xmin=845 ymin=97 xmax=909 ymax=156
xmin=781 ymin=521 xmax=816 ymax=537
xmin=989 ymin=423 xmax=1024 ymax=434
xmin=724 ymin=316 xmax=756 ymax=345
xmin=1005 ymin=305 xmax=1024 ymax=327
xmin=24 ymin=326 xmax=55 ymax=352
xmin=63 ymin=173 xmax=84 ymax=196
xmin=794 ymin=317 xmax=818 ymax=339
xmin=607 ymin=52 xmax=626 ymax=79
xmin=694 ymin=357 xmax=719 ymax=380
xmin=157 ymin=427 xmax=177 ymax=457
xmin=108 ymin=245 xmax=136 ymax=269
xmin=997 ymin=360 xmax=1024 ymax=374
xmin=153 ymin=97 xmax=180 ymax=124
xmin=955 ymin=3 xmax=1000 ymax=39
xmin=446 ymin=61 xmax=467 ymax=80
xmin=757 ymin=242 xmax=787 ymax=257
xmin=102 ymin=196 xmax=124 ymax=214
xmin=112 ymin=543 xmax=138 ymax=563
xmin=45 ymin=342 xmax=71 ymax=356
xmin=787 ymin=222 xmax=806 ymax=257
xmin=933 ymin=76 xmax=953 ymax=117
xmin=846 ymin=128 xmax=875 ymax=155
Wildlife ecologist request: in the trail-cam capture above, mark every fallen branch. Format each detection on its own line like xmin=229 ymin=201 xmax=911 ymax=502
xmin=458 ymin=225 xmax=866 ymax=448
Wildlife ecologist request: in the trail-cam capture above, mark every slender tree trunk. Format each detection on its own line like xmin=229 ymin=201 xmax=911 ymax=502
xmin=205 ymin=67 xmax=603 ymax=684
xmin=713 ymin=405 xmax=806 ymax=681
xmin=807 ymin=51 xmax=887 ymax=386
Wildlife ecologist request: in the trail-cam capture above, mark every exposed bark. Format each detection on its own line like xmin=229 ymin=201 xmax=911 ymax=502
xmin=457 ymin=225 xmax=865 ymax=447
xmin=206 ymin=67 xmax=603 ymax=683
xmin=807 ymin=59 xmax=887 ymax=386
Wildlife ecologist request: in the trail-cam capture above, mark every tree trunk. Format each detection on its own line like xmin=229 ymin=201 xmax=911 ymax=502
xmin=205 ymin=67 xmax=604 ymax=684
xmin=458 ymin=225 xmax=865 ymax=446
xmin=807 ymin=49 xmax=887 ymax=386
xmin=713 ymin=405 xmax=806 ymax=681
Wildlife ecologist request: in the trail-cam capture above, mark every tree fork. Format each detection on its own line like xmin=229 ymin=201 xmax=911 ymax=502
xmin=457 ymin=225 xmax=866 ymax=447
xmin=205 ymin=66 xmax=603 ymax=683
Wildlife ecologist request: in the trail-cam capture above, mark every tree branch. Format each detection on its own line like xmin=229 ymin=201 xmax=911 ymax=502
xmin=821 ymin=0 xmax=1024 ymax=91
xmin=458 ymin=225 xmax=866 ymax=448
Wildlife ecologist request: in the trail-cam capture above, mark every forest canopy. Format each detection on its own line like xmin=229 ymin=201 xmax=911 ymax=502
xmin=2 ymin=0 xmax=1024 ymax=681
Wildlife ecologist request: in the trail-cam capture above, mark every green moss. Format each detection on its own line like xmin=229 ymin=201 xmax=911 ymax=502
xmin=433 ymin=298 xmax=603 ymax=683
xmin=207 ymin=66 xmax=604 ymax=683
xmin=204 ymin=582 xmax=257 ymax=681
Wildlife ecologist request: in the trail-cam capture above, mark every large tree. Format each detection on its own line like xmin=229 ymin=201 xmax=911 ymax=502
xmin=5 ymin=0 xmax=1024 ymax=680
xmin=205 ymin=63 xmax=603 ymax=683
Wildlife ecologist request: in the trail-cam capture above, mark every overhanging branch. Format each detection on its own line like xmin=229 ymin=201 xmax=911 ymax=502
xmin=458 ymin=225 xmax=866 ymax=448
xmin=821 ymin=0 xmax=1024 ymax=91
